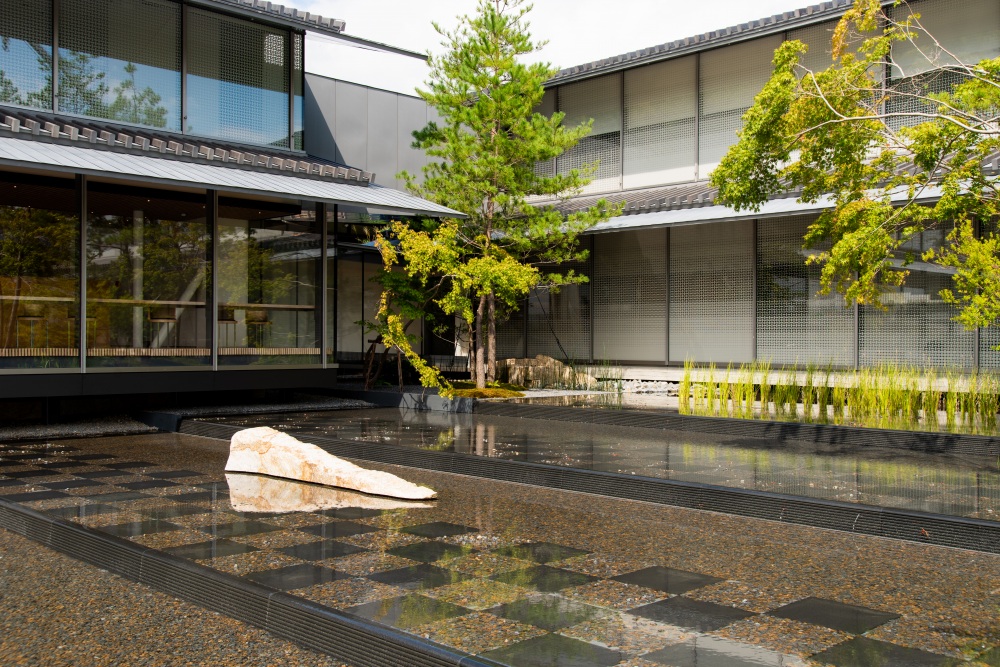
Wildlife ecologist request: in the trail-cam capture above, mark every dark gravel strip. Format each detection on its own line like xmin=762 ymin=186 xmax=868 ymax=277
xmin=0 ymin=527 xmax=354 ymax=667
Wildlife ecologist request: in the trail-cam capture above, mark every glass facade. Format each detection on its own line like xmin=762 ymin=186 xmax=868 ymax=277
xmin=0 ymin=0 xmax=52 ymax=110
xmin=85 ymin=183 xmax=209 ymax=367
xmin=217 ymin=197 xmax=320 ymax=365
xmin=0 ymin=0 xmax=304 ymax=149
xmin=187 ymin=8 xmax=291 ymax=147
xmin=0 ymin=172 xmax=79 ymax=369
xmin=58 ymin=0 xmax=181 ymax=130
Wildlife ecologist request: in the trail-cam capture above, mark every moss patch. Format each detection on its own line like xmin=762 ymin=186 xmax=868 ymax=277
xmin=452 ymin=387 xmax=525 ymax=399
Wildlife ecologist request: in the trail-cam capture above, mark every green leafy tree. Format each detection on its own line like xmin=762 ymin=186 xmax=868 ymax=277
xmin=711 ymin=0 xmax=1000 ymax=332
xmin=394 ymin=0 xmax=620 ymax=389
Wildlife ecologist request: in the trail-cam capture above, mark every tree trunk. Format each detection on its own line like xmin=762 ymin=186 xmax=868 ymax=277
xmin=2 ymin=276 xmax=23 ymax=350
xmin=486 ymin=292 xmax=496 ymax=384
xmin=474 ymin=294 xmax=486 ymax=388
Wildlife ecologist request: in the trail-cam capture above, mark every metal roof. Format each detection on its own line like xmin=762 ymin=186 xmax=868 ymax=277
xmin=0 ymin=135 xmax=462 ymax=217
xmin=549 ymin=0 xmax=852 ymax=86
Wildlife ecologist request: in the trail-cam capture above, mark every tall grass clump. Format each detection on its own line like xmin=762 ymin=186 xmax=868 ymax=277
xmin=679 ymin=359 xmax=693 ymax=415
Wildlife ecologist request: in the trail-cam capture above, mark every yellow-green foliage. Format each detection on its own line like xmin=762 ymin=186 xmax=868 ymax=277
xmin=452 ymin=387 xmax=525 ymax=399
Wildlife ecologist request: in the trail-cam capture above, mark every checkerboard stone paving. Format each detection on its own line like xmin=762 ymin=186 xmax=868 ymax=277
xmin=0 ymin=439 xmax=980 ymax=666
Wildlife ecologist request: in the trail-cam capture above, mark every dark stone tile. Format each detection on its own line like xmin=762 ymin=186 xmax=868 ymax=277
xmin=279 ymin=540 xmax=368 ymax=561
xmin=490 ymin=594 xmax=607 ymax=631
xmin=145 ymin=470 xmax=203 ymax=479
xmin=87 ymin=492 xmax=150 ymax=502
xmin=103 ymin=461 xmax=158 ymax=470
xmin=68 ymin=454 xmax=116 ymax=461
xmin=976 ymin=647 xmax=1000 ymax=666
xmin=0 ymin=490 xmax=69 ymax=502
xmin=170 ymin=491 xmax=217 ymax=503
xmin=195 ymin=483 xmax=229 ymax=494
xmin=628 ymin=597 xmax=755 ymax=632
xmin=38 ymin=479 xmax=105 ymax=490
xmin=45 ymin=504 xmax=119 ymax=519
xmin=401 ymin=521 xmax=477 ymax=538
xmin=367 ymin=564 xmax=470 ymax=591
xmin=479 ymin=633 xmax=622 ymax=667
xmin=767 ymin=597 xmax=900 ymax=634
xmin=165 ymin=539 xmax=259 ymax=560
xmin=811 ymin=637 xmax=958 ymax=666
xmin=98 ymin=520 xmax=182 ymax=538
xmin=35 ymin=461 xmax=88 ymax=470
xmin=193 ymin=519 xmax=282 ymax=538
xmin=344 ymin=594 xmax=470 ymax=629
xmin=242 ymin=563 xmax=349 ymax=591
xmin=613 ymin=566 xmax=723 ymax=594
xmin=299 ymin=521 xmax=378 ymax=539
xmin=142 ymin=504 xmax=210 ymax=520
xmin=491 ymin=565 xmax=597 ymax=593
xmin=74 ymin=470 xmax=133 ymax=479
xmin=386 ymin=541 xmax=470 ymax=563
xmin=119 ymin=480 xmax=181 ymax=491
xmin=643 ymin=636 xmax=792 ymax=666
xmin=0 ymin=479 xmax=25 ymax=488
xmin=493 ymin=542 xmax=590 ymax=564
xmin=316 ymin=507 xmax=383 ymax=520
xmin=2 ymin=470 xmax=52 ymax=479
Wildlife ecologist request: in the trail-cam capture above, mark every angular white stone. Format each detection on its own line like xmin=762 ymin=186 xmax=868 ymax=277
xmin=225 ymin=473 xmax=435 ymax=513
xmin=225 ymin=426 xmax=437 ymax=500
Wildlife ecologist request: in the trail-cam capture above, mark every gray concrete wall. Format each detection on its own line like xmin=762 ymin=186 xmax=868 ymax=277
xmin=304 ymin=73 xmax=432 ymax=190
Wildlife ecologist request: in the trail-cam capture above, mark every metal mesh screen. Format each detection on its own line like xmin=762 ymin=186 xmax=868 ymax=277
xmin=557 ymin=74 xmax=621 ymax=195
xmin=859 ymin=227 xmax=975 ymax=368
xmin=756 ymin=215 xmax=855 ymax=366
xmin=495 ymin=302 xmax=525 ymax=359
xmin=293 ymin=33 xmax=304 ymax=150
xmin=788 ymin=20 xmax=840 ymax=77
xmin=592 ymin=229 xmax=667 ymax=362
xmin=669 ymin=220 xmax=754 ymax=364
xmin=698 ymin=35 xmax=782 ymax=177
xmin=534 ymin=89 xmax=556 ymax=179
xmin=981 ymin=220 xmax=1000 ymax=370
xmin=0 ymin=0 xmax=52 ymax=109
xmin=187 ymin=8 xmax=291 ymax=147
xmin=526 ymin=243 xmax=592 ymax=362
xmin=58 ymin=0 xmax=181 ymax=129
xmin=623 ymin=56 xmax=697 ymax=188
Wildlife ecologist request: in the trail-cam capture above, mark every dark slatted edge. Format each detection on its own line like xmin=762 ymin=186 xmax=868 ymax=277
xmin=267 ymin=593 xmax=491 ymax=667
xmin=475 ymin=403 xmax=1000 ymax=460
xmin=139 ymin=551 xmax=272 ymax=628
xmin=0 ymin=497 xmax=495 ymax=666
xmin=178 ymin=418 xmax=1000 ymax=554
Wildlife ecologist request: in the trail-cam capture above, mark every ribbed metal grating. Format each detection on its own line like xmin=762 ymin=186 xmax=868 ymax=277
xmin=177 ymin=416 xmax=1000 ymax=554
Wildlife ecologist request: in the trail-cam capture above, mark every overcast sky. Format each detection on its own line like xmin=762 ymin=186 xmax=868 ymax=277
xmin=298 ymin=0 xmax=812 ymax=95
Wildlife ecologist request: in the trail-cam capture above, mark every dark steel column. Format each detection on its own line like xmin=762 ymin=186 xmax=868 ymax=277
xmin=207 ymin=190 xmax=218 ymax=370
xmin=589 ymin=235 xmax=595 ymax=363
xmin=318 ymin=203 xmax=328 ymax=369
xmin=751 ymin=219 xmax=758 ymax=361
xmin=973 ymin=217 xmax=981 ymax=371
xmin=77 ymin=174 xmax=86 ymax=373
xmin=181 ymin=3 xmax=188 ymax=134
xmin=331 ymin=204 xmax=339 ymax=362
xmin=665 ymin=226 xmax=671 ymax=365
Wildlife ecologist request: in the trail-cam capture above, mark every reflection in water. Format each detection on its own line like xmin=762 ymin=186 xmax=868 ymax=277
xmin=207 ymin=409 xmax=1000 ymax=521
xmin=226 ymin=473 xmax=435 ymax=514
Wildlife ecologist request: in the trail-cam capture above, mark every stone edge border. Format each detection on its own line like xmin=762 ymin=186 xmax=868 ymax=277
xmin=0 ymin=498 xmax=499 ymax=667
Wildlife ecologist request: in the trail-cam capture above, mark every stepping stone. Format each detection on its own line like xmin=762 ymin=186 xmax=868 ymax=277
xmin=193 ymin=519 xmax=282 ymax=538
xmin=344 ymin=594 xmax=469 ymax=629
xmin=493 ymin=541 xmax=590 ymax=564
xmin=279 ymin=540 xmax=368 ymax=560
xmin=165 ymin=539 xmax=258 ymax=560
xmin=810 ymin=637 xmax=958 ymax=666
xmin=489 ymin=594 xmax=607 ymax=631
xmin=613 ymin=566 xmax=722 ymax=594
xmin=491 ymin=565 xmax=597 ymax=593
xmin=479 ymin=633 xmax=622 ymax=667
xmin=243 ymin=563 xmax=349 ymax=590
xmin=387 ymin=541 xmax=469 ymax=563
xmin=99 ymin=520 xmax=182 ymax=538
xmin=767 ymin=597 xmax=899 ymax=634
xmin=401 ymin=521 xmax=477 ymax=538
xmin=628 ymin=596 xmax=755 ymax=632
xmin=642 ymin=636 xmax=794 ymax=666
xmin=299 ymin=521 xmax=377 ymax=539
xmin=366 ymin=563 xmax=469 ymax=590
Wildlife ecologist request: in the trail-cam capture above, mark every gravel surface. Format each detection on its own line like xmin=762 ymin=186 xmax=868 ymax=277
xmin=0 ymin=529 xmax=354 ymax=667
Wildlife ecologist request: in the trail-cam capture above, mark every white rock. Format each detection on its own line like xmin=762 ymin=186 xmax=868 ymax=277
xmin=225 ymin=426 xmax=437 ymax=500
xmin=225 ymin=473 xmax=435 ymax=513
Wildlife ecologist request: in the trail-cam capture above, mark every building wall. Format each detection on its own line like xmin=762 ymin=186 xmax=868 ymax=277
xmin=304 ymin=74 xmax=434 ymax=190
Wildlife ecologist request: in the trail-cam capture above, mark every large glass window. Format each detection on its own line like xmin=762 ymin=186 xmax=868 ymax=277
xmin=0 ymin=0 xmax=53 ymax=110
xmin=0 ymin=172 xmax=79 ymax=369
xmin=217 ymin=197 xmax=319 ymax=365
xmin=187 ymin=8 xmax=291 ymax=147
xmin=85 ymin=183 xmax=210 ymax=368
xmin=57 ymin=0 xmax=181 ymax=130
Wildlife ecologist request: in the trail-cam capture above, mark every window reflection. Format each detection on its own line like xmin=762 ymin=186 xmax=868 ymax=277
xmin=217 ymin=198 xmax=319 ymax=365
xmin=0 ymin=0 xmax=53 ymax=110
xmin=86 ymin=184 xmax=209 ymax=367
xmin=0 ymin=173 xmax=79 ymax=369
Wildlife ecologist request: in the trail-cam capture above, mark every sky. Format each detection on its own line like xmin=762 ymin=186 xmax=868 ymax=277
xmin=298 ymin=0 xmax=811 ymax=95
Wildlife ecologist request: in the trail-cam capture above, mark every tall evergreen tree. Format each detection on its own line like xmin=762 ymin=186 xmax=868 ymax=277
xmin=392 ymin=0 xmax=619 ymax=389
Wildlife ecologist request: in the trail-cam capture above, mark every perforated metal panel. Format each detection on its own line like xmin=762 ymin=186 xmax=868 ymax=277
xmin=698 ymin=36 xmax=782 ymax=177
xmin=669 ymin=220 xmax=754 ymax=363
xmin=0 ymin=0 xmax=52 ymax=109
xmin=788 ymin=20 xmax=840 ymax=77
xmin=557 ymin=74 xmax=621 ymax=195
xmin=593 ymin=229 xmax=666 ymax=362
xmin=187 ymin=8 xmax=291 ymax=147
xmin=58 ymin=0 xmax=181 ymax=129
xmin=890 ymin=0 xmax=1000 ymax=78
xmin=534 ymin=89 xmax=556 ymax=179
xmin=292 ymin=33 xmax=304 ymax=150
xmin=623 ymin=56 xmax=697 ymax=188
xmin=859 ymin=227 xmax=975 ymax=368
xmin=756 ymin=215 xmax=854 ymax=366
xmin=526 ymin=244 xmax=592 ymax=362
